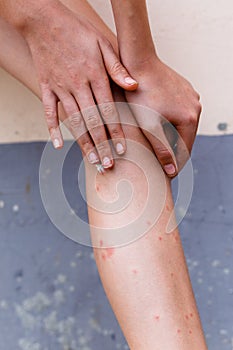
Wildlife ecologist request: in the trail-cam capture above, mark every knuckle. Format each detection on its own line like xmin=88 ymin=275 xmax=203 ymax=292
xmin=193 ymin=87 xmax=201 ymax=100
xmin=41 ymin=86 xmax=55 ymax=104
xmin=62 ymin=100 xmax=77 ymax=117
xmin=197 ymin=101 xmax=202 ymax=114
xmin=109 ymin=125 xmax=122 ymax=137
xmin=99 ymin=36 xmax=112 ymax=49
xmin=85 ymin=110 xmax=101 ymax=129
xmin=78 ymin=135 xmax=93 ymax=149
xmin=44 ymin=106 xmax=56 ymax=125
xmin=196 ymin=92 xmax=201 ymax=100
xmin=44 ymin=105 xmax=55 ymax=117
xmin=92 ymin=130 xmax=105 ymax=145
xmin=74 ymin=79 xmax=89 ymax=91
xmin=188 ymin=113 xmax=198 ymax=125
xmin=40 ymin=81 xmax=50 ymax=93
xmin=96 ymin=141 xmax=108 ymax=153
xmin=110 ymin=60 xmax=124 ymax=75
xmin=54 ymin=78 xmax=65 ymax=89
xmin=68 ymin=113 xmax=83 ymax=129
xmin=100 ymin=103 xmax=116 ymax=120
xmin=184 ymin=112 xmax=198 ymax=126
xmin=92 ymin=75 xmax=109 ymax=90
xmin=157 ymin=148 xmax=173 ymax=163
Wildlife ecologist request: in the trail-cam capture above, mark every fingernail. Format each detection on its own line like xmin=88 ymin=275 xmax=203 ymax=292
xmin=53 ymin=138 xmax=61 ymax=149
xmin=116 ymin=143 xmax=125 ymax=155
xmin=102 ymin=157 xmax=112 ymax=168
xmin=125 ymin=77 xmax=137 ymax=85
xmin=88 ymin=152 xmax=99 ymax=164
xmin=164 ymin=164 xmax=176 ymax=176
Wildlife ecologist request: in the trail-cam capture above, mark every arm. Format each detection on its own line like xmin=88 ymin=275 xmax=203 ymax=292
xmin=0 ymin=0 xmax=138 ymax=165
xmin=111 ymin=0 xmax=202 ymax=177
xmin=110 ymin=0 xmax=156 ymax=69
xmin=0 ymin=1 xmax=207 ymax=348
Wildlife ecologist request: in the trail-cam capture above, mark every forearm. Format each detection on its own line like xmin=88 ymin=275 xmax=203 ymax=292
xmin=0 ymin=0 xmax=54 ymax=31
xmin=0 ymin=0 xmax=117 ymax=94
xmin=110 ymin=0 xmax=156 ymax=69
xmin=0 ymin=0 xmax=117 ymax=48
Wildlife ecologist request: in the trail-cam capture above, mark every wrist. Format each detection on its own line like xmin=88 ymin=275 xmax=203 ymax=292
xmin=9 ymin=0 xmax=62 ymax=37
xmin=121 ymin=47 xmax=159 ymax=76
xmin=116 ymin=16 xmax=158 ymax=74
xmin=111 ymin=0 xmax=157 ymax=74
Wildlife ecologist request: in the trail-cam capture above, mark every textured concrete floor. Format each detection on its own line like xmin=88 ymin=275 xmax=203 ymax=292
xmin=0 ymin=136 xmax=233 ymax=350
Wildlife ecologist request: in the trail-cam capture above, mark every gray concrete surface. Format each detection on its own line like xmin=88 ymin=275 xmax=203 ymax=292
xmin=0 ymin=136 xmax=232 ymax=350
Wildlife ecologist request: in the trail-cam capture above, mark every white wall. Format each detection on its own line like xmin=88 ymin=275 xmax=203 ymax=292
xmin=0 ymin=0 xmax=232 ymax=142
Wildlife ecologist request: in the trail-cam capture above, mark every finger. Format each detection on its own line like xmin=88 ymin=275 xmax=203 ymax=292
xmin=91 ymin=78 xmax=126 ymax=155
xmin=57 ymin=92 xmax=100 ymax=165
xmin=74 ymin=88 xmax=114 ymax=169
xmin=41 ymin=83 xmax=63 ymax=149
xmin=143 ymin=122 xmax=178 ymax=178
xmin=99 ymin=39 xmax=138 ymax=91
xmin=175 ymin=110 xmax=201 ymax=170
xmin=66 ymin=112 xmax=100 ymax=165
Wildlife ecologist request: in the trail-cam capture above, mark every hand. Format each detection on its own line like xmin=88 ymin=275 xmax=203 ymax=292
xmin=22 ymin=2 xmax=138 ymax=168
xmin=125 ymin=55 xmax=202 ymax=177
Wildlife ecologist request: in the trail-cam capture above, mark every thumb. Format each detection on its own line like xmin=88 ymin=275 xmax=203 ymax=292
xmin=143 ymin=124 xmax=178 ymax=178
xmin=99 ymin=39 xmax=138 ymax=91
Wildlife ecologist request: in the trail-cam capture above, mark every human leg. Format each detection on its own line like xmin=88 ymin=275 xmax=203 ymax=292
xmin=0 ymin=2 xmax=207 ymax=348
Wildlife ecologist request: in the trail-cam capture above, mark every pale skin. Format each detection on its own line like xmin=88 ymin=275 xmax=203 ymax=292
xmin=0 ymin=1 xmax=207 ymax=349
xmin=0 ymin=0 xmax=201 ymax=178
xmin=0 ymin=0 xmax=138 ymax=164
xmin=111 ymin=0 xmax=202 ymax=175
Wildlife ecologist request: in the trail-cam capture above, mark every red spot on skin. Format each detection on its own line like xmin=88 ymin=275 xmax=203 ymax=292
xmin=170 ymin=273 xmax=174 ymax=277
xmin=101 ymin=253 xmax=106 ymax=261
xmin=174 ymin=236 xmax=179 ymax=242
xmin=101 ymin=247 xmax=115 ymax=261
xmin=190 ymin=313 xmax=193 ymax=318
xmin=100 ymin=240 xmax=103 ymax=247
xmin=105 ymin=247 xmax=115 ymax=259
xmin=166 ymin=205 xmax=170 ymax=211
xmin=189 ymin=330 xmax=192 ymax=335
xmin=185 ymin=315 xmax=189 ymax=320
xmin=154 ymin=315 xmax=160 ymax=321
xmin=96 ymin=185 xmax=100 ymax=191
xmin=177 ymin=329 xmax=181 ymax=334
xmin=147 ymin=220 xmax=152 ymax=226
xmin=132 ymin=269 xmax=138 ymax=274
xmin=158 ymin=236 xmax=163 ymax=241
